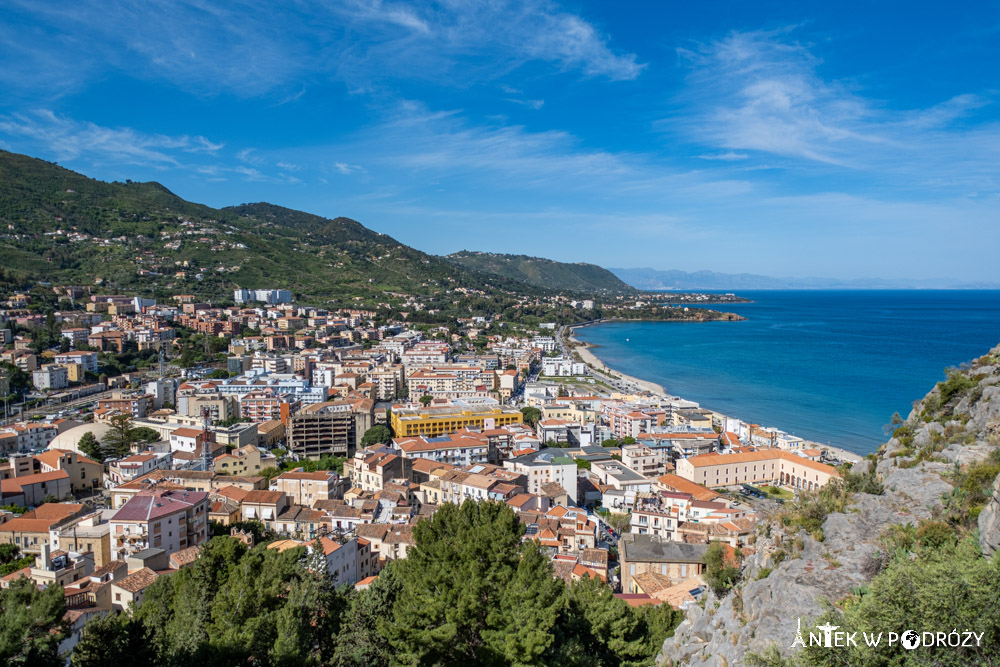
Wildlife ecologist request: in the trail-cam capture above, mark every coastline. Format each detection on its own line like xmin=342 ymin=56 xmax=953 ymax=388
xmin=571 ymin=337 xmax=667 ymax=395
xmin=566 ymin=323 xmax=864 ymax=464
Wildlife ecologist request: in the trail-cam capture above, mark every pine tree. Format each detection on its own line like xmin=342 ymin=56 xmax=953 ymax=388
xmin=385 ymin=500 xmax=564 ymax=665
xmin=77 ymin=431 xmax=104 ymax=463
xmin=0 ymin=577 xmax=69 ymax=667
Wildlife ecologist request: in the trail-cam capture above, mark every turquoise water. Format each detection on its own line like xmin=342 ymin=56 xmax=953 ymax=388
xmin=575 ymin=291 xmax=1000 ymax=454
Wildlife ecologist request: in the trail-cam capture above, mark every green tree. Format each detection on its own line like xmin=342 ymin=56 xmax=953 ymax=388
xmin=601 ymin=438 xmax=620 ymax=448
xmin=418 ymin=395 xmax=433 ymax=407
xmin=129 ymin=427 xmax=161 ymax=443
xmin=703 ymin=541 xmax=741 ymax=597
xmin=70 ymin=612 xmax=153 ymax=667
xmin=385 ymin=500 xmax=565 ymax=665
xmin=520 ymin=406 xmax=542 ymax=427
xmin=331 ymin=564 xmax=402 ymax=667
xmin=77 ymin=431 xmax=104 ymax=463
xmin=792 ymin=536 xmax=1000 ymax=667
xmin=103 ymin=413 xmax=136 ymax=458
xmin=0 ymin=576 xmax=68 ymax=666
xmin=360 ymin=425 xmax=393 ymax=447
xmin=207 ymin=369 xmax=231 ymax=379
xmin=622 ymin=436 xmax=636 ymax=445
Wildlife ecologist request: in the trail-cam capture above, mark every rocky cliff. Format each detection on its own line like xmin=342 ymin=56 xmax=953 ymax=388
xmin=657 ymin=343 xmax=1000 ymax=667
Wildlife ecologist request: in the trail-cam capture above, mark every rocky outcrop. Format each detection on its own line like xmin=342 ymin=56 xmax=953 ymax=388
xmin=979 ymin=473 xmax=1000 ymax=557
xmin=658 ymin=344 xmax=1000 ymax=666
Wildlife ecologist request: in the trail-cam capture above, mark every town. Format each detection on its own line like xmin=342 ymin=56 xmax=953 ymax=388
xmin=0 ymin=283 xmax=851 ymax=657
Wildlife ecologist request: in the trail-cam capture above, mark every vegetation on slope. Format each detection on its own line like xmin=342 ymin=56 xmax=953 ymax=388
xmin=0 ymin=150 xmax=550 ymax=300
xmin=447 ymin=251 xmax=636 ymax=295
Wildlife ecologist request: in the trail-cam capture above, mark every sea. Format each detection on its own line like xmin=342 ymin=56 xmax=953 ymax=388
xmin=574 ymin=290 xmax=1000 ymax=455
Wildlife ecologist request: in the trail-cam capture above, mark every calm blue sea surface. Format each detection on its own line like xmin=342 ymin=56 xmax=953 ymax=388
xmin=575 ymin=291 xmax=1000 ymax=454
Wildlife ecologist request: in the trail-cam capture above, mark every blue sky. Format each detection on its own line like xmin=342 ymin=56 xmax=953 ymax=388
xmin=1 ymin=1 xmax=998 ymax=281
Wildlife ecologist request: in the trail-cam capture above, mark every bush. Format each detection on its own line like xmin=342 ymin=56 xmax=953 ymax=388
xmin=703 ymin=542 xmax=741 ymax=596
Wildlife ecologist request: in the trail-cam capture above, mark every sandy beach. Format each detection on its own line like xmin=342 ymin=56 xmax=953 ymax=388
xmin=567 ymin=329 xmax=666 ymax=395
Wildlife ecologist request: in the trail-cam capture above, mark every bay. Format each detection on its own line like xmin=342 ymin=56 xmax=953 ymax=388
xmin=574 ymin=290 xmax=1000 ymax=454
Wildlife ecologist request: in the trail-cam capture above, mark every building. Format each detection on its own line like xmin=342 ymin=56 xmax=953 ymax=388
xmin=0 ymin=470 xmax=71 ymax=506
xmin=106 ymin=452 xmax=172 ymax=487
xmin=287 ymin=398 xmax=374 ymax=459
xmin=621 ymin=444 xmax=665 ymax=479
xmin=213 ymin=444 xmax=268 ymax=476
xmin=35 ymin=449 xmax=102 ymax=493
xmin=52 ymin=510 xmax=115 ymax=568
xmin=0 ymin=503 xmax=87 ymax=555
xmin=110 ymin=567 xmax=160 ymax=611
xmin=619 ymin=534 xmax=708 ymax=593
xmin=109 ymin=490 xmax=209 ymax=561
xmin=271 ymin=469 xmax=345 ymax=506
xmin=235 ymin=288 xmax=292 ymax=305
xmin=390 ymin=398 xmax=523 ymax=438
xmin=54 ymin=351 xmax=99 ymax=373
xmin=33 ymin=364 xmax=69 ymax=391
xmin=503 ymin=449 xmax=578 ymax=503
xmin=393 ymin=432 xmax=492 ymax=467
xmin=674 ymin=450 xmax=840 ymax=491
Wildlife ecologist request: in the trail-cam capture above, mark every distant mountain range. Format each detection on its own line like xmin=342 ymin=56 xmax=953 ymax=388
xmin=609 ymin=267 xmax=1000 ymax=291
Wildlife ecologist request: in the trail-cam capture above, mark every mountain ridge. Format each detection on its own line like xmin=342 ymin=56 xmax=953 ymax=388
xmin=0 ymin=149 xmax=619 ymax=300
xmin=446 ymin=250 xmax=634 ymax=294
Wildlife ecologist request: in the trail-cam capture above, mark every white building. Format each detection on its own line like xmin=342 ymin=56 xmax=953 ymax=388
xmin=33 ymin=365 xmax=69 ymax=391
xmin=541 ymin=356 xmax=586 ymax=377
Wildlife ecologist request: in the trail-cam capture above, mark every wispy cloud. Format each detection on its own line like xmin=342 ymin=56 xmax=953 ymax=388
xmin=2 ymin=0 xmax=642 ymax=99
xmin=666 ymin=28 xmax=1000 ymax=192
xmin=0 ymin=109 xmax=222 ymax=167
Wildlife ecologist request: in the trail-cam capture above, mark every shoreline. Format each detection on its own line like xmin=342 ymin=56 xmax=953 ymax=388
xmin=566 ymin=324 xmax=864 ymax=464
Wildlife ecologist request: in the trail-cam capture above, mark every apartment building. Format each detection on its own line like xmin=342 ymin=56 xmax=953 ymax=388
xmin=390 ymin=398 xmax=523 ymax=438
xmin=287 ymin=397 xmax=374 ymax=459
xmin=271 ymin=469 xmax=346 ymax=506
xmin=110 ymin=490 xmax=209 ymax=561
xmin=33 ymin=364 xmax=69 ymax=391
xmin=503 ymin=449 xmax=578 ymax=502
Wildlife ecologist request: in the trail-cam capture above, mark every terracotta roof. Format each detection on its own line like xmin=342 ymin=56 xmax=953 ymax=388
xmin=656 ymin=474 xmax=722 ymax=502
xmin=242 ymin=489 xmax=285 ymax=504
xmin=113 ymin=567 xmax=160 ymax=593
xmin=1 ymin=470 xmax=70 ymax=494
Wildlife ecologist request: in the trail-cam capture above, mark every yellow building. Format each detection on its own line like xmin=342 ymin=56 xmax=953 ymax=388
xmin=213 ymin=444 xmax=266 ymax=476
xmin=64 ymin=362 xmax=86 ymax=383
xmin=390 ymin=399 xmax=523 ymax=438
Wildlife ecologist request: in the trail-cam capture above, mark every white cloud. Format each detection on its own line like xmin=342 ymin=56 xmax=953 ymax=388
xmin=2 ymin=0 xmax=642 ymax=98
xmin=697 ymin=151 xmax=749 ymax=161
xmin=0 ymin=109 xmax=222 ymax=166
xmin=664 ymin=29 xmax=1000 ymax=195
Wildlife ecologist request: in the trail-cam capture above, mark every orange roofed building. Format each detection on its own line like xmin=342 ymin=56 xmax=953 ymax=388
xmin=674 ymin=450 xmax=840 ymax=491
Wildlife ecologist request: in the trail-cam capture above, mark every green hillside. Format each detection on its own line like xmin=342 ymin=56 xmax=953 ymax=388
xmin=446 ymin=251 xmax=634 ymax=294
xmin=0 ymin=150 xmax=551 ymax=301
